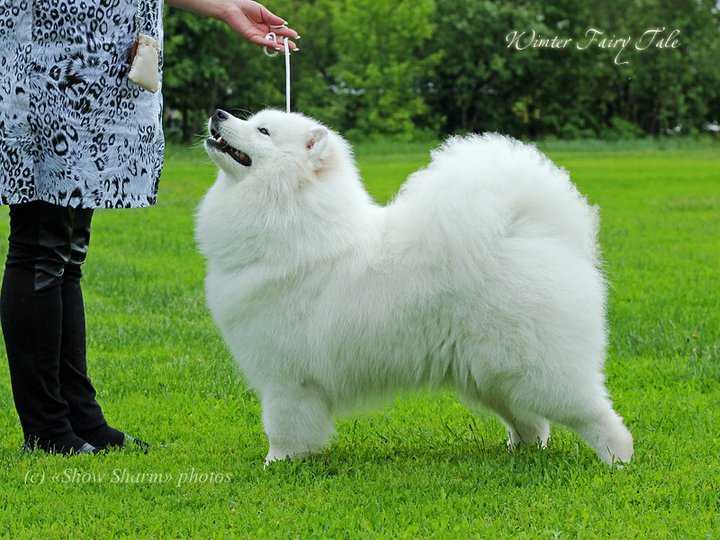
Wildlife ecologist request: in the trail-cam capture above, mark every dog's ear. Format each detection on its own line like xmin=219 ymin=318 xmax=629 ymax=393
xmin=306 ymin=126 xmax=329 ymax=167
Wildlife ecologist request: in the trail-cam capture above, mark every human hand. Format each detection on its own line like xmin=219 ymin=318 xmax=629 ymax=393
xmin=219 ymin=0 xmax=299 ymax=52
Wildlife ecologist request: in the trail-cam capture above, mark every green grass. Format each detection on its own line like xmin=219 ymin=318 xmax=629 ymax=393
xmin=0 ymin=139 xmax=718 ymax=537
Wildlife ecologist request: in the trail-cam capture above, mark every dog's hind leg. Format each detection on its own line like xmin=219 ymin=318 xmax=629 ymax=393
xmin=564 ymin=403 xmax=633 ymax=465
xmin=462 ymin=388 xmax=550 ymax=450
xmin=508 ymin=374 xmax=633 ymax=464
xmin=486 ymin=397 xmax=550 ymax=450
xmin=505 ymin=410 xmax=550 ymax=450
xmin=261 ymin=384 xmax=335 ymax=465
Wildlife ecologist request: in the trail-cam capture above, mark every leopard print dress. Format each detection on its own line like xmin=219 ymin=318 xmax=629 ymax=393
xmin=0 ymin=0 xmax=164 ymax=208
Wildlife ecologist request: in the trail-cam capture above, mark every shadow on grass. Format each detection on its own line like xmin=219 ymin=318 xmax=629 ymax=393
xmin=260 ymin=431 xmax=614 ymax=491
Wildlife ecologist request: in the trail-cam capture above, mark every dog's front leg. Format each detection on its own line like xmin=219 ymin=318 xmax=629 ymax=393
xmin=261 ymin=384 xmax=335 ymax=465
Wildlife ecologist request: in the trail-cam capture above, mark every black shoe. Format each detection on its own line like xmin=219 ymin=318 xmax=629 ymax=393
xmin=77 ymin=423 xmax=149 ymax=452
xmin=22 ymin=434 xmax=97 ymax=455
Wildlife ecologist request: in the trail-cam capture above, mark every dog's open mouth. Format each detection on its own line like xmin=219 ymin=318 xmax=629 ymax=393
xmin=207 ymin=127 xmax=252 ymax=167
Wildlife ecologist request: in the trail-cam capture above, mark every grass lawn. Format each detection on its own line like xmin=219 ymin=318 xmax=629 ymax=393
xmin=0 ymin=139 xmax=718 ymax=537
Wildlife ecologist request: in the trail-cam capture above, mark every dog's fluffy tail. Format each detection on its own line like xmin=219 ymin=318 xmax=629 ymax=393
xmin=385 ymin=134 xmax=601 ymax=266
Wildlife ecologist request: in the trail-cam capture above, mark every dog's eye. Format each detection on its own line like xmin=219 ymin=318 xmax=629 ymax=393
xmin=258 ymin=127 xmax=270 ymax=136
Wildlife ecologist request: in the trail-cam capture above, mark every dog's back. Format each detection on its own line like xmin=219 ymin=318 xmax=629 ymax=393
xmin=385 ymin=134 xmax=601 ymax=269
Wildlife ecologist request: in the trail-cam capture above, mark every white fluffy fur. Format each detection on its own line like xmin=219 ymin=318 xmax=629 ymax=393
xmin=196 ymin=109 xmax=634 ymax=465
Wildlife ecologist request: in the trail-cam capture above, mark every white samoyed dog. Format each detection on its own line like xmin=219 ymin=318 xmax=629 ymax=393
xmin=196 ymin=108 xmax=634 ymax=465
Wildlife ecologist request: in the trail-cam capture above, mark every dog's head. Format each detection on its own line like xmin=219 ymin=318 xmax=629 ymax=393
xmin=204 ymin=108 xmax=345 ymax=190
xmin=199 ymin=108 xmax=371 ymax=268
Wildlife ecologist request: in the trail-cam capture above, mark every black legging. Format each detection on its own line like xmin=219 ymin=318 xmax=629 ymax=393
xmin=1 ymin=201 xmax=106 ymax=446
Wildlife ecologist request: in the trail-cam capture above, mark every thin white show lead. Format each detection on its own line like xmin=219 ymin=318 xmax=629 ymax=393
xmin=263 ymin=32 xmax=292 ymax=113
xmin=284 ymin=37 xmax=291 ymax=113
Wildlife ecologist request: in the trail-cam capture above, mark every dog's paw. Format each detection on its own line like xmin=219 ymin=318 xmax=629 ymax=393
xmin=506 ymin=423 xmax=550 ymax=451
xmin=506 ymin=428 xmax=522 ymax=451
xmin=264 ymin=448 xmax=289 ymax=466
xmin=264 ymin=447 xmax=307 ymax=466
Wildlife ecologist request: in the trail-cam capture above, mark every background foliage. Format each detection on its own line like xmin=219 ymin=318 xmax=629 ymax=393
xmin=162 ymin=0 xmax=720 ymax=141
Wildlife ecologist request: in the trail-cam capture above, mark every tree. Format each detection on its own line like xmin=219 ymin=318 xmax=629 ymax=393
xmin=161 ymin=0 xmax=720 ymax=141
xmin=327 ymin=0 xmax=440 ymax=140
xmin=162 ymin=12 xmax=235 ymax=142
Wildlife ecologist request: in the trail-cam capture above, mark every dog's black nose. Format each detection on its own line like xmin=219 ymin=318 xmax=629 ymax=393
xmin=214 ymin=109 xmax=229 ymax=121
